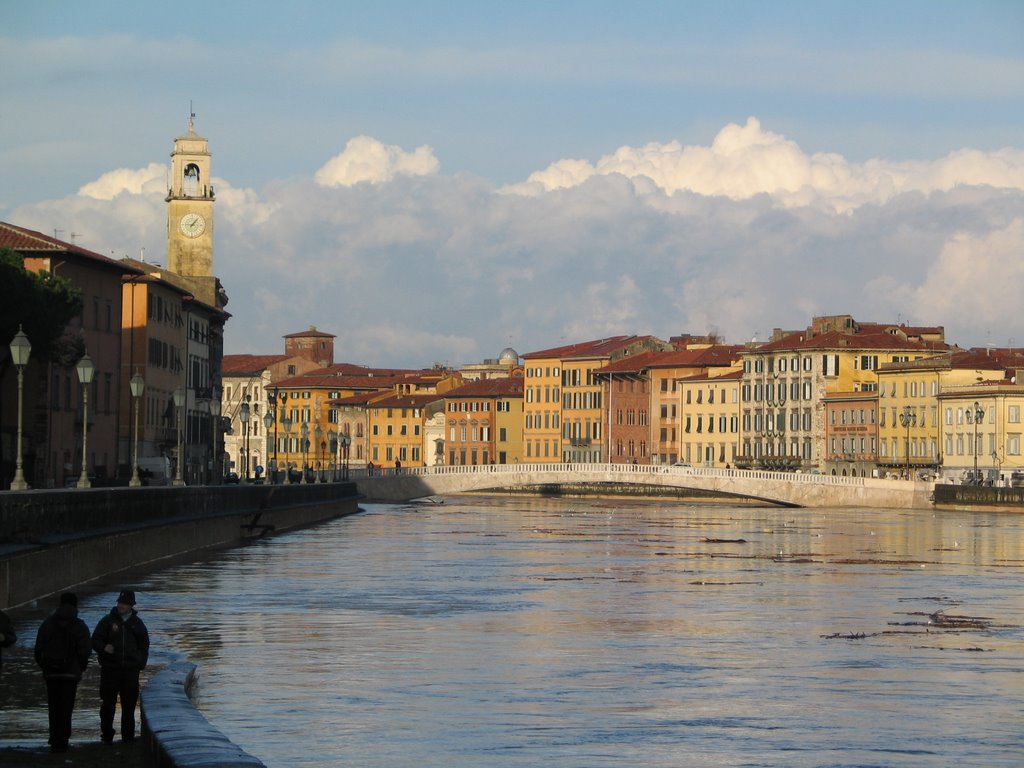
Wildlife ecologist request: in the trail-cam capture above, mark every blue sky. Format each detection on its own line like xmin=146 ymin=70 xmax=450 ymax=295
xmin=2 ymin=1 xmax=1023 ymax=365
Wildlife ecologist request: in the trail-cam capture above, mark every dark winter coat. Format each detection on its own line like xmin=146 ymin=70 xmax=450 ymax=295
xmin=0 ymin=609 xmax=16 ymax=667
xmin=92 ymin=607 xmax=150 ymax=671
xmin=34 ymin=604 xmax=92 ymax=680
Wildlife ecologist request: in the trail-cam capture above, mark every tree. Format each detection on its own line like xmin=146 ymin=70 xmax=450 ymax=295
xmin=0 ymin=247 xmax=83 ymax=363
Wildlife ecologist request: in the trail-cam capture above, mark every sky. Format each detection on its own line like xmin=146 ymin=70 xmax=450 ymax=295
xmin=2 ymin=1 xmax=1023 ymax=367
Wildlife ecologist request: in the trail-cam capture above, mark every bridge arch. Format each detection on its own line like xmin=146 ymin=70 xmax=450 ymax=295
xmin=353 ymin=463 xmax=932 ymax=509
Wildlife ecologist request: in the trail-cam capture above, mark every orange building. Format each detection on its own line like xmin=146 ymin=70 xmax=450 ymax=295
xmin=441 ymin=377 xmax=524 ymax=466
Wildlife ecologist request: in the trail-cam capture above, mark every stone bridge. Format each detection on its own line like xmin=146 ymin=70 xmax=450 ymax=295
xmin=353 ymin=463 xmax=935 ymax=509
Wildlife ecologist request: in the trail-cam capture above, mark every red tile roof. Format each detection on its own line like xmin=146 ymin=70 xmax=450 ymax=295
xmin=222 ymin=354 xmax=291 ymax=374
xmin=1 ymin=221 xmax=144 ymax=275
xmin=444 ymin=378 xmax=524 ymax=398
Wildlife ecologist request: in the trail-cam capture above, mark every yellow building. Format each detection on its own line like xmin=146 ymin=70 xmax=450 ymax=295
xmin=523 ymin=336 xmax=666 ymax=464
xmin=739 ymin=315 xmax=948 ymax=470
xmin=677 ymin=369 xmax=743 ymax=467
xmin=441 ymin=377 xmax=524 ymax=465
xmin=874 ymin=348 xmax=1017 ymax=477
xmin=650 ymin=345 xmax=742 ymax=465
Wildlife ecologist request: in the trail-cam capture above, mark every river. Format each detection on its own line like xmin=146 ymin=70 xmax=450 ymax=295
xmin=5 ymin=495 xmax=1024 ymax=766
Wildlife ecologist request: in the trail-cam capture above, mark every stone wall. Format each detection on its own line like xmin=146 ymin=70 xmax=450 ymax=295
xmin=0 ymin=483 xmax=360 ymax=609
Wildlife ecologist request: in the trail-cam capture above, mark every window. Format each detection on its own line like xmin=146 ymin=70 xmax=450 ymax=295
xmin=1009 ymin=406 xmax=1021 ymax=424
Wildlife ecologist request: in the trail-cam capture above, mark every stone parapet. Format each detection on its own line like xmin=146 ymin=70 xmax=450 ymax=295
xmin=142 ymin=661 xmax=265 ymax=768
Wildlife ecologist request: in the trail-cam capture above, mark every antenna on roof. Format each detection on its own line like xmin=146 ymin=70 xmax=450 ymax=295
xmin=53 ymin=228 xmax=63 ymax=240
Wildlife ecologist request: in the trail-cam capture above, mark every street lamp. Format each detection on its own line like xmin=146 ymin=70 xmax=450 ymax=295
xmin=315 ymin=424 xmax=323 ymax=482
xmin=300 ymin=422 xmax=309 ymax=483
xmin=129 ymin=371 xmax=145 ymax=487
xmin=281 ymin=413 xmax=293 ymax=483
xmin=263 ymin=409 xmax=274 ymax=482
xmin=340 ymin=432 xmax=351 ymax=481
xmin=9 ymin=326 xmax=31 ymax=491
xmin=173 ymin=387 xmax=186 ymax=486
xmin=328 ymin=429 xmax=337 ymax=481
xmin=75 ymin=352 xmax=95 ymax=488
xmin=239 ymin=395 xmax=251 ymax=483
xmin=899 ymin=405 xmax=916 ymax=480
xmin=210 ymin=390 xmax=221 ymax=483
xmin=972 ymin=401 xmax=985 ymax=485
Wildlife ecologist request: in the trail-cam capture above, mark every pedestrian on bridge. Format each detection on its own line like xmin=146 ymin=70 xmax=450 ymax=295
xmin=92 ymin=590 xmax=150 ymax=744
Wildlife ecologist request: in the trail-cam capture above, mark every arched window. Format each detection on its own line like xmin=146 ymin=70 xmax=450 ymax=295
xmin=183 ymin=163 xmax=201 ymax=196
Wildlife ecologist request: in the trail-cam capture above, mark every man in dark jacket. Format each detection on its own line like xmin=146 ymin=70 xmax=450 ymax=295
xmin=0 ymin=608 xmax=16 ymax=668
xmin=91 ymin=590 xmax=150 ymax=743
xmin=34 ymin=593 xmax=91 ymax=753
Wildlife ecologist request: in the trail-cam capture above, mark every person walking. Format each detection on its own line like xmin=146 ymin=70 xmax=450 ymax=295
xmin=0 ymin=608 xmax=16 ymax=668
xmin=91 ymin=590 xmax=149 ymax=744
xmin=33 ymin=593 xmax=91 ymax=753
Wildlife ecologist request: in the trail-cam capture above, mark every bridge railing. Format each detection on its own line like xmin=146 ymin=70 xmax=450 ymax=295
xmin=356 ymin=462 xmax=872 ymax=487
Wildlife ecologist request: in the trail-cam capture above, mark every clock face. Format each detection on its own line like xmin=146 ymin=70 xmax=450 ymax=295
xmin=179 ymin=212 xmax=207 ymax=238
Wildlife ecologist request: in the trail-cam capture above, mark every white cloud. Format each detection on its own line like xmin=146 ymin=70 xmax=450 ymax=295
xmin=314 ymin=136 xmax=440 ymax=187
xmin=508 ymin=117 xmax=1024 ymax=213
xmin=78 ymin=163 xmax=166 ymax=200
xmin=9 ymin=121 xmax=1024 ymax=367
xmin=910 ymin=218 xmax=1024 ymax=338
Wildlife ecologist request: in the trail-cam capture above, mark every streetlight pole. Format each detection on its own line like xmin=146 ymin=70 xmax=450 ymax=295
xmin=300 ymin=422 xmax=309 ymax=483
xmin=9 ymin=326 xmax=31 ymax=491
xmin=282 ymin=413 xmax=293 ymax=483
xmin=315 ymin=424 xmax=323 ymax=482
xmin=899 ymin=405 xmax=916 ymax=480
xmin=173 ymin=387 xmax=186 ymax=486
xmin=129 ymin=372 xmax=145 ymax=487
xmin=210 ymin=390 xmax=221 ymax=483
xmin=239 ymin=395 xmax=251 ymax=483
xmin=341 ymin=432 xmax=351 ymax=481
xmin=76 ymin=352 xmax=95 ymax=489
xmin=972 ymin=401 xmax=985 ymax=484
xmin=263 ymin=409 xmax=274 ymax=483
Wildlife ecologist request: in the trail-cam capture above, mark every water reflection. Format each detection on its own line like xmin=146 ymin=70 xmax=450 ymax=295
xmin=165 ymin=498 xmax=1023 ymax=766
xmin=7 ymin=496 xmax=1023 ymax=765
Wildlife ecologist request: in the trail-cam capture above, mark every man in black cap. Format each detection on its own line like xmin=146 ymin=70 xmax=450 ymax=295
xmin=34 ymin=593 xmax=91 ymax=753
xmin=91 ymin=590 xmax=150 ymax=743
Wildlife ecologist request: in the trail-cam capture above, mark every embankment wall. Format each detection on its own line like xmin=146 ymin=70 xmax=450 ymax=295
xmin=0 ymin=482 xmax=360 ymax=608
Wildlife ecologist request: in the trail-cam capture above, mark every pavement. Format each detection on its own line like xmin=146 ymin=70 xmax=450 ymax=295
xmin=0 ymin=738 xmax=149 ymax=768
xmin=1 ymin=609 xmax=155 ymax=768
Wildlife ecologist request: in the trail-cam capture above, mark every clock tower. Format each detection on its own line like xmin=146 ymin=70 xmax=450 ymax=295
xmin=166 ymin=112 xmax=214 ymax=279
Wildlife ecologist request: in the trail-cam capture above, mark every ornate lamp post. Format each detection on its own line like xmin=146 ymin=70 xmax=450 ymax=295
xmin=9 ymin=326 xmax=31 ymax=491
xmin=173 ymin=387 xmax=186 ymax=486
xmin=263 ymin=409 xmax=274 ymax=482
xmin=328 ymin=429 xmax=337 ymax=481
xmin=239 ymin=395 xmax=251 ymax=483
xmin=340 ymin=432 xmax=351 ymax=481
xmin=899 ymin=406 xmax=916 ymax=480
xmin=75 ymin=352 xmax=95 ymax=488
xmin=300 ymin=422 xmax=309 ymax=483
xmin=281 ymin=413 xmax=293 ymax=483
xmin=315 ymin=424 xmax=323 ymax=482
xmin=129 ymin=371 xmax=145 ymax=487
xmin=972 ymin=401 xmax=985 ymax=485
xmin=210 ymin=391 xmax=221 ymax=483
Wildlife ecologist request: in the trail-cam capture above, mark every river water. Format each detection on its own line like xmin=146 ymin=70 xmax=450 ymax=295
xmin=6 ymin=495 xmax=1024 ymax=766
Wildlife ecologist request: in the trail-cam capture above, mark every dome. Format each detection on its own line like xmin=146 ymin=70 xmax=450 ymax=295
xmin=498 ymin=347 xmax=519 ymax=364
